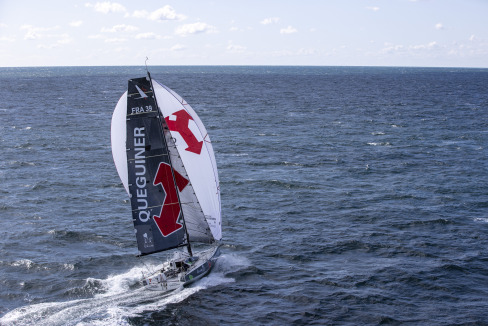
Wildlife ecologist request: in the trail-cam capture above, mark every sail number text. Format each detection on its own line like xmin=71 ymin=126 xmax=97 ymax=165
xmin=131 ymin=105 xmax=153 ymax=114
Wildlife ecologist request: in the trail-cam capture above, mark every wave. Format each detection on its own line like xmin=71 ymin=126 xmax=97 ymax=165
xmin=0 ymin=253 xmax=247 ymax=326
xmin=473 ymin=217 xmax=488 ymax=223
xmin=225 ymin=178 xmax=320 ymax=190
xmin=367 ymin=142 xmax=391 ymax=147
xmin=0 ymin=259 xmax=75 ymax=272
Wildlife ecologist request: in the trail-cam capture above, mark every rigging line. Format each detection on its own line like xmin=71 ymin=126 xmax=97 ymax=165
xmin=203 ymin=133 xmax=211 ymax=143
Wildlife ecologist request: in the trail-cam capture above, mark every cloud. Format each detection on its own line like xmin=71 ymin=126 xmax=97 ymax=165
xmin=105 ymin=37 xmax=127 ymax=43
xmin=132 ymin=6 xmax=186 ymax=21
xmin=70 ymin=21 xmax=83 ymax=27
xmin=280 ymin=26 xmax=297 ymax=34
xmin=21 ymin=25 xmax=60 ymax=40
xmin=0 ymin=36 xmax=15 ymax=42
xmin=135 ymin=32 xmax=170 ymax=40
xmin=35 ymin=33 xmax=73 ymax=49
xmin=297 ymin=48 xmax=316 ymax=55
xmin=380 ymin=43 xmax=405 ymax=54
xmin=175 ymin=22 xmax=217 ymax=37
xmin=135 ymin=32 xmax=157 ymax=39
xmin=435 ymin=23 xmax=444 ymax=30
xmin=57 ymin=34 xmax=73 ymax=45
xmin=269 ymin=48 xmax=318 ymax=58
xmin=132 ymin=10 xmax=148 ymax=18
xmin=85 ymin=2 xmax=127 ymax=14
xmin=37 ymin=44 xmax=58 ymax=50
xmin=261 ymin=17 xmax=279 ymax=25
xmin=412 ymin=41 xmax=438 ymax=50
xmin=380 ymin=41 xmax=439 ymax=55
xmin=101 ymin=24 xmax=139 ymax=33
xmin=149 ymin=6 xmax=186 ymax=21
xmin=366 ymin=6 xmax=380 ymax=12
xmin=227 ymin=43 xmax=246 ymax=53
xmin=171 ymin=44 xmax=186 ymax=51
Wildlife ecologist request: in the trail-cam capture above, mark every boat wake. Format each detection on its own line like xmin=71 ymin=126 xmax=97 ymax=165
xmin=0 ymin=253 xmax=248 ymax=326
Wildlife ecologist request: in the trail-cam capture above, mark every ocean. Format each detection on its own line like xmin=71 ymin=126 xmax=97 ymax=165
xmin=0 ymin=66 xmax=487 ymax=325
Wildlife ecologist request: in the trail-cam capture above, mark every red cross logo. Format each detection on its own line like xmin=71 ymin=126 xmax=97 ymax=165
xmin=165 ymin=110 xmax=203 ymax=155
xmin=152 ymin=162 xmax=189 ymax=237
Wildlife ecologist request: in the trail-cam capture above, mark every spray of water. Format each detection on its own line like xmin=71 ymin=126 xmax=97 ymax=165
xmin=0 ymin=253 xmax=249 ymax=326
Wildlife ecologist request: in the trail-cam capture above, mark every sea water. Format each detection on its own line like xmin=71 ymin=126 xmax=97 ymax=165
xmin=0 ymin=66 xmax=487 ymax=325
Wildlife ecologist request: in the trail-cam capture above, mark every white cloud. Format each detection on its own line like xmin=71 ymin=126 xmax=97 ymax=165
xmin=380 ymin=41 xmax=439 ymax=54
xmin=297 ymin=48 xmax=316 ymax=55
xmin=261 ymin=17 xmax=279 ymax=25
xmin=227 ymin=43 xmax=246 ymax=53
xmin=35 ymin=33 xmax=73 ymax=49
xmin=175 ymin=22 xmax=217 ymax=37
xmin=270 ymin=48 xmax=317 ymax=57
xmin=105 ymin=37 xmax=127 ymax=43
xmin=85 ymin=2 xmax=127 ymax=14
xmin=135 ymin=32 xmax=167 ymax=40
xmin=0 ymin=36 xmax=15 ymax=42
xmin=101 ymin=24 xmax=139 ymax=33
xmin=0 ymin=23 xmax=8 ymax=28
xmin=132 ymin=6 xmax=186 ymax=21
xmin=132 ymin=10 xmax=149 ymax=18
xmin=70 ymin=20 xmax=83 ymax=27
xmin=149 ymin=6 xmax=186 ymax=21
xmin=412 ymin=41 xmax=438 ymax=50
xmin=21 ymin=25 xmax=60 ymax=40
xmin=469 ymin=35 xmax=476 ymax=41
xmin=37 ymin=44 xmax=59 ymax=50
xmin=379 ymin=42 xmax=405 ymax=54
xmin=171 ymin=44 xmax=186 ymax=51
xmin=280 ymin=26 xmax=297 ymax=34
xmin=57 ymin=34 xmax=73 ymax=45
xmin=366 ymin=6 xmax=380 ymax=12
xmin=435 ymin=23 xmax=444 ymax=30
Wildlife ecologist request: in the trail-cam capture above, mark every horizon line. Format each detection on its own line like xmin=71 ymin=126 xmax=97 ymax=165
xmin=1 ymin=64 xmax=487 ymax=69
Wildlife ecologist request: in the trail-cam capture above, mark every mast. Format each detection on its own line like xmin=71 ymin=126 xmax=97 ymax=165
xmin=147 ymin=71 xmax=193 ymax=257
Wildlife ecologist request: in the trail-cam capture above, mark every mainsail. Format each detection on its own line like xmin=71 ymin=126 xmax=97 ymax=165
xmin=111 ymin=74 xmax=221 ymax=256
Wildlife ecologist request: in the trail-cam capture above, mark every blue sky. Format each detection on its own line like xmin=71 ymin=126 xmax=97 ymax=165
xmin=1 ymin=0 xmax=487 ymax=67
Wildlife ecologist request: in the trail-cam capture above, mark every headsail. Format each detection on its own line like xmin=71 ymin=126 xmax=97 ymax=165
xmin=111 ymin=74 xmax=221 ymax=256
xmin=153 ymin=81 xmax=222 ymax=242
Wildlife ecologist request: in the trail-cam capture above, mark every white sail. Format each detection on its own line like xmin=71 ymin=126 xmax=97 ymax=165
xmin=111 ymin=91 xmax=129 ymax=194
xmin=111 ymin=80 xmax=222 ymax=242
xmin=153 ymin=81 xmax=222 ymax=241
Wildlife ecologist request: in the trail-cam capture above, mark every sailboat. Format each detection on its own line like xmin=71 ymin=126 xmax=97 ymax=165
xmin=111 ymin=70 xmax=222 ymax=291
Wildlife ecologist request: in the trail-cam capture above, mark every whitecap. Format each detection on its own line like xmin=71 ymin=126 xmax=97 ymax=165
xmin=0 ymin=253 xmax=249 ymax=326
xmin=11 ymin=259 xmax=35 ymax=269
xmin=367 ymin=142 xmax=391 ymax=146
xmin=474 ymin=217 xmax=488 ymax=223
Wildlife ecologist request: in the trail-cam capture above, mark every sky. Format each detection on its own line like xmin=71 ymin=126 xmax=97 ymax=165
xmin=0 ymin=0 xmax=487 ymax=68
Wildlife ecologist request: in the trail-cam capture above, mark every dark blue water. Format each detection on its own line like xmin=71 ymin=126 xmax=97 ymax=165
xmin=1 ymin=66 xmax=487 ymax=325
